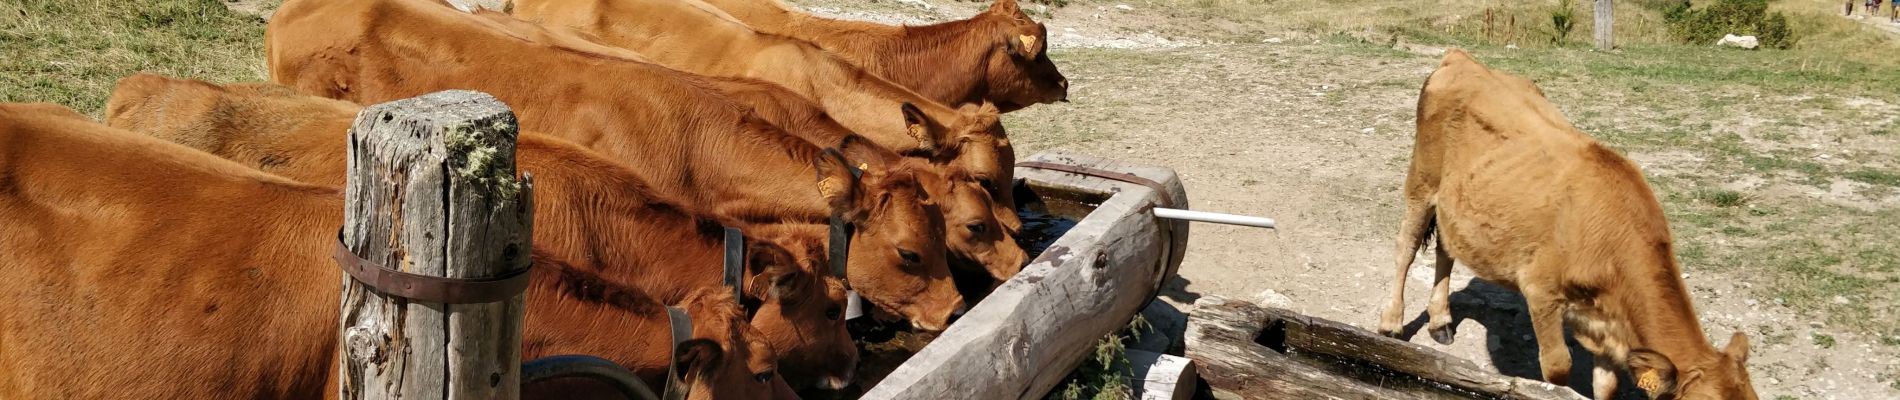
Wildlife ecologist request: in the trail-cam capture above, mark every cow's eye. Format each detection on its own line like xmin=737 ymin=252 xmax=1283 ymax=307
xmin=967 ymin=222 xmax=987 ymax=235
xmin=897 ymin=249 xmax=921 ymax=264
xmin=754 ymin=372 xmax=774 ymax=383
xmin=977 ymin=177 xmax=997 ymax=192
xmin=825 ymin=305 xmax=843 ymax=321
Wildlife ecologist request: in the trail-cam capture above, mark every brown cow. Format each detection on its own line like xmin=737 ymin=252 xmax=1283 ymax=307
xmin=696 ymin=0 xmax=1068 ymax=112
xmin=102 ymin=74 xmax=860 ymax=391
xmin=267 ymin=0 xmax=966 ymax=331
xmin=504 ymin=0 xmax=1026 ymax=227
xmin=1380 ymin=49 xmax=1757 ymax=400
xmin=0 ymin=102 xmax=776 ymax=399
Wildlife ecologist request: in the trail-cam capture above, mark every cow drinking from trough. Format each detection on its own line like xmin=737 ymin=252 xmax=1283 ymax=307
xmin=1379 ymin=49 xmax=1759 ymax=400
xmin=267 ymin=0 xmax=967 ymax=331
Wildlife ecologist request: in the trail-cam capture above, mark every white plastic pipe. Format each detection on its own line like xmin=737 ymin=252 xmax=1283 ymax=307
xmin=1152 ymin=207 xmax=1276 ymax=229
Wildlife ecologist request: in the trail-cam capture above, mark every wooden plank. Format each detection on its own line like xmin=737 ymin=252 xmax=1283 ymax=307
xmin=1184 ymin=296 xmax=1585 ymax=400
xmin=861 ymin=152 xmax=1188 ymax=399
xmin=338 ymin=90 xmax=534 ymax=400
xmin=1125 ymin=349 xmax=1196 ymax=400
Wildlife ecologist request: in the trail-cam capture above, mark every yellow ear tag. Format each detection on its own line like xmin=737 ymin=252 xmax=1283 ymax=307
xmin=858 ymin=163 xmax=870 ymax=172
xmin=1019 ymin=35 xmax=1038 ymax=53
xmin=818 ymin=176 xmax=841 ymax=197
xmin=1636 ymin=370 xmax=1663 ymax=392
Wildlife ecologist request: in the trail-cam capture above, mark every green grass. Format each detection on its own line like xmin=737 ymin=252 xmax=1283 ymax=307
xmin=0 ymin=0 xmax=267 ymax=117
xmin=1045 ymin=316 xmax=1146 ymax=400
xmin=1812 ymin=332 xmax=1838 ymax=349
xmin=1846 ymin=169 xmax=1900 ymax=187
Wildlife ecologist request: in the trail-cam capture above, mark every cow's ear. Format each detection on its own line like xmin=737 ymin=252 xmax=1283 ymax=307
xmin=988 ymin=0 xmax=1020 ymax=15
xmin=1628 ymin=349 xmax=1679 ymax=398
xmin=1015 ymin=34 xmax=1041 ymax=59
xmin=812 ymin=148 xmax=865 ymax=218
xmin=900 ymin=102 xmax=937 ymax=154
xmin=744 ymin=243 xmax=802 ymax=300
xmin=675 ymin=338 xmax=725 ymax=375
xmin=1723 ymin=331 xmax=1750 ymax=363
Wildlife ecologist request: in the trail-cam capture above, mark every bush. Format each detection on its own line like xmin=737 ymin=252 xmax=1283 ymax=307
xmin=1551 ymin=0 xmax=1578 ymax=44
xmin=1663 ymin=0 xmax=1800 ymax=49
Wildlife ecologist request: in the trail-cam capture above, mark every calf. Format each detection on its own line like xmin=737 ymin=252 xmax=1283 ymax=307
xmin=695 ymin=0 xmax=1067 ymax=113
xmin=0 ymin=103 xmax=775 ymax=399
xmin=1379 ymin=50 xmax=1758 ymax=400
xmin=504 ymin=0 xmax=1026 ymax=226
xmin=268 ymin=0 xmax=965 ymax=331
xmin=103 ymin=74 xmax=860 ymax=391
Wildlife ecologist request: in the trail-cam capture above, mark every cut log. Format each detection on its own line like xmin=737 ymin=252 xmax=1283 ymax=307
xmin=338 ymin=90 xmax=534 ymax=399
xmin=1125 ymin=349 xmax=1196 ymax=400
xmin=861 ymin=152 xmax=1189 ymax=399
xmin=1185 ymin=296 xmax=1586 ymax=400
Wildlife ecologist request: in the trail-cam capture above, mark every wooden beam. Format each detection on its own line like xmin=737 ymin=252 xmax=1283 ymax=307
xmin=338 ymin=90 xmax=534 ymax=399
xmin=861 ymin=152 xmax=1188 ymax=399
xmin=1185 ymin=296 xmax=1586 ymax=400
xmin=1125 ymin=349 xmax=1196 ymax=400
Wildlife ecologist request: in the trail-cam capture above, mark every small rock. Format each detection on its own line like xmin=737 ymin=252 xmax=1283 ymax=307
xmin=1716 ymin=34 xmax=1760 ymax=50
xmin=1361 ymin=127 xmax=1375 ymax=134
xmin=1833 ymin=295 xmax=1850 ymax=305
xmin=1681 ymin=272 xmax=1690 ymax=280
xmin=1746 ymin=299 xmax=1759 ymax=306
xmin=1264 ymin=37 xmax=1284 ymax=43
xmin=1505 ymin=44 xmax=1519 ymax=49
xmin=1257 ymin=289 xmax=1294 ymax=308
xmin=1114 ymin=4 xmax=1133 ymax=10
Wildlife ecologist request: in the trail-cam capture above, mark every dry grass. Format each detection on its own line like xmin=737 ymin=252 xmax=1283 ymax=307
xmin=0 ymin=0 xmax=268 ymax=117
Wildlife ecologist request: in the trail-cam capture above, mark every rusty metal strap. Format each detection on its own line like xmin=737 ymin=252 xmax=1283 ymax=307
xmin=332 ymin=233 xmax=532 ymax=304
xmin=1016 ymin=161 xmax=1179 ymax=209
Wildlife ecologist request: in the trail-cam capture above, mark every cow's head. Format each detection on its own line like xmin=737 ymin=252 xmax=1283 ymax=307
xmin=1625 ymin=331 xmax=1759 ymax=400
xmin=812 ymin=149 xmax=964 ymax=332
xmin=741 ymin=226 xmax=859 ymax=390
xmin=842 ymin=135 xmax=1027 ymax=283
xmin=941 ymin=103 xmax=1021 ymax=234
xmin=981 ymin=0 xmax=1068 ymax=111
xmin=675 ymin=288 xmax=781 ymax=400
xmin=926 ymin=162 xmax=1028 ymax=281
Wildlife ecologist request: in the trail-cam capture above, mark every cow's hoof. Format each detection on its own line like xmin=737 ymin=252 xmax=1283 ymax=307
xmin=1429 ymin=325 xmax=1455 ymax=345
xmin=1375 ymin=327 xmax=1402 ymax=339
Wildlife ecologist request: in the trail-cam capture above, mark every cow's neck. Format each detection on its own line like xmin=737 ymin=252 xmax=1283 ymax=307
xmin=874 ymin=18 xmax=1000 ymax=105
xmin=522 ymin=259 xmax=676 ymax=380
xmin=1604 ymin=255 xmax=1722 ymax=368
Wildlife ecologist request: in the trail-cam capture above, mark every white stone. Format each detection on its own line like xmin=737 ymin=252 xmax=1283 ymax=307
xmin=1256 ymin=289 xmax=1294 ymax=308
xmin=1716 ymin=34 xmax=1760 ymax=49
xmin=1115 ymin=4 xmax=1134 ymax=10
xmin=1264 ymin=37 xmax=1284 ymax=43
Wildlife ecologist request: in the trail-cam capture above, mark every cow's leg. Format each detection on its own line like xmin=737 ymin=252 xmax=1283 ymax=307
xmin=1591 ymin=354 xmax=1618 ymax=400
xmin=1425 ymin=237 xmax=1456 ymax=344
xmin=1524 ymin=286 xmax=1573 ymax=386
xmin=1378 ymin=202 xmax=1435 ymax=338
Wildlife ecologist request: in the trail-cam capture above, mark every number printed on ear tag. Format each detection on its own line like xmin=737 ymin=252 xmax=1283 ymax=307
xmin=845 ymin=290 xmax=864 ymax=320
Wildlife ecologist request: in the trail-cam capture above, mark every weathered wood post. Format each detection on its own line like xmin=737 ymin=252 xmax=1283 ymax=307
xmin=1595 ymin=0 xmax=1615 ymax=49
xmin=337 ymin=90 xmax=534 ymax=399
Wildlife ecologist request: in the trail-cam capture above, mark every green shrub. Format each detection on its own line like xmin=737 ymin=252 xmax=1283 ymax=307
xmin=1551 ymin=0 xmax=1578 ymax=44
xmin=1663 ymin=0 xmax=1800 ymax=49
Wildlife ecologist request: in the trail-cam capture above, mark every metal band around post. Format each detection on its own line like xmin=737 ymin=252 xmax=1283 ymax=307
xmin=722 ymin=227 xmax=745 ymax=302
xmin=332 ymin=232 xmax=531 ymax=304
xmin=662 ymin=306 xmax=692 ymax=400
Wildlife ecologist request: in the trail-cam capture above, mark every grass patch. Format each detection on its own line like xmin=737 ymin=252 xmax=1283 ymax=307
xmin=1845 ymin=169 xmax=1900 ymax=187
xmin=0 ymin=0 xmax=267 ymax=117
xmin=1694 ymin=189 xmax=1751 ymax=207
xmin=1045 ymin=316 xmax=1148 ymax=400
xmin=1812 ymin=332 xmax=1837 ymax=349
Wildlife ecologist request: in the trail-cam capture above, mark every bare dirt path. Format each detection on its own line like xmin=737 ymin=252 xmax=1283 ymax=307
xmin=792 ymin=1 xmax=1899 ymax=398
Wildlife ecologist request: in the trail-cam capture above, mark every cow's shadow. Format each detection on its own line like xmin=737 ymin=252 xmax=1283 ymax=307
xmin=1392 ymin=279 xmax=1647 ymax=400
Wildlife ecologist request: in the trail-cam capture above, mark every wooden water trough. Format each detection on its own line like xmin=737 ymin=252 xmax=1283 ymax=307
xmin=860 ymin=152 xmax=1191 ymax=399
xmin=1185 ymin=295 xmax=1589 ymax=400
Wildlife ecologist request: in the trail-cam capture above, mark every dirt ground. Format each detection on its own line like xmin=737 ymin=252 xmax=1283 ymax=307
xmin=785 ymin=0 xmax=1898 ymax=398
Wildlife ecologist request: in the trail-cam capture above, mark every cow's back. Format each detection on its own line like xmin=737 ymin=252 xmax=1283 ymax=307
xmin=0 ymin=104 xmax=340 ymax=398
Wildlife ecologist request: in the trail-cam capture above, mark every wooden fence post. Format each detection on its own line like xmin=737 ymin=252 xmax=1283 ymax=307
xmin=1595 ymin=0 xmax=1615 ymax=49
xmin=337 ymin=90 xmax=534 ymax=399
